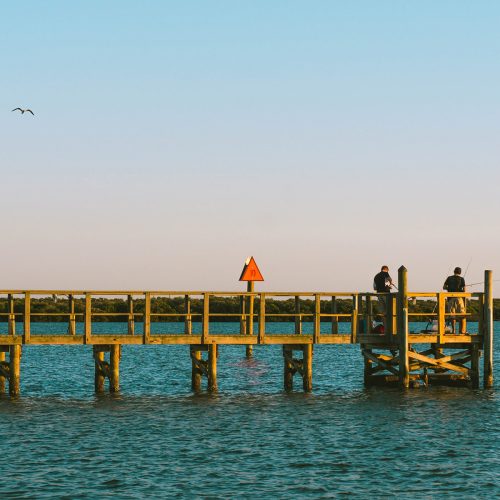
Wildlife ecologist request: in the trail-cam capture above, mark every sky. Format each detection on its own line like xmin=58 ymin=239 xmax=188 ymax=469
xmin=1 ymin=1 xmax=500 ymax=292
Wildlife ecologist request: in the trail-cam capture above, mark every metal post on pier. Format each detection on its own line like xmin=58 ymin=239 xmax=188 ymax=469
xmin=239 ymin=256 xmax=264 ymax=359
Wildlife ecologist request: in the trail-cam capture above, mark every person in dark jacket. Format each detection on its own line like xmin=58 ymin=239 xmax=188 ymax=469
xmin=443 ymin=267 xmax=466 ymax=334
xmin=373 ymin=266 xmax=393 ymax=327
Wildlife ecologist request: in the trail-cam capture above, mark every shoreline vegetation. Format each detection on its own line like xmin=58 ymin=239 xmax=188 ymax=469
xmin=0 ymin=296 xmax=499 ymax=322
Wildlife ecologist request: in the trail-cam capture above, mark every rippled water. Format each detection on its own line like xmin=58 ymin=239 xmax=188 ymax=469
xmin=1 ymin=322 xmax=499 ymax=499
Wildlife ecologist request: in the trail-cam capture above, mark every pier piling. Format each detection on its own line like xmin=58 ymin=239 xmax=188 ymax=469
xmin=9 ymin=345 xmax=21 ymax=397
xmin=283 ymin=345 xmax=313 ymax=392
xmin=484 ymin=270 xmax=494 ymax=388
xmin=398 ymin=266 xmax=409 ymax=389
xmin=190 ymin=344 xmax=218 ymax=393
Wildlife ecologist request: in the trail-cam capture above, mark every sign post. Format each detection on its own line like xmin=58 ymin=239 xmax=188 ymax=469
xmin=239 ymin=257 xmax=264 ymax=358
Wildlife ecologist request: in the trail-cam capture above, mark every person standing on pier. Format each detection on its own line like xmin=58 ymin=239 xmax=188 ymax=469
xmin=443 ymin=267 xmax=467 ymax=334
xmin=373 ymin=266 xmax=393 ymax=328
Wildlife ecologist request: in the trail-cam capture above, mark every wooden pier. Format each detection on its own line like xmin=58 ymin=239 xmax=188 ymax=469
xmin=0 ymin=268 xmax=494 ymax=396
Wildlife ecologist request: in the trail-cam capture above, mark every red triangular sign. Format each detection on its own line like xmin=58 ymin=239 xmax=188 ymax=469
xmin=239 ymin=256 xmax=264 ymax=281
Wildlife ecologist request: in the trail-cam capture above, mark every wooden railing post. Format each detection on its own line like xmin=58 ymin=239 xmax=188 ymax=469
xmin=295 ymin=296 xmax=302 ymax=335
xmin=202 ymin=293 xmax=209 ymax=344
xmin=23 ymin=292 xmax=30 ymax=344
xmin=84 ymin=293 xmax=92 ymax=344
xmin=240 ymin=295 xmax=246 ymax=335
xmin=68 ymin=294 xmax=76 ymax=336
xmin=143 ymin=293 xmax=151 ymax=344
xmin=8 ymin=294 xmax=15 ymax=336
xmin=258 ymin=293 xmax=266 ymax=344
xmin=184 ymin=295 xmax=192 ymax=334
xmin=127 ymin=295 xmax=135 ymax=335
xmin=398 ymin=266 xmax=409 ymax=388
xmin=314 ymin=294 xmax=321 ymax=343
xmin=331 ymin=296 xmax=338 ymax=334
xmin=365 ymin=295 xmax=372 ymax=334
xmin=484 ymin=270 xmax=494 ymax=388
xmin=437 ymin=293 xmax=445 ymax=343
xmin=350 ymin=295 xmax=359 ymax=343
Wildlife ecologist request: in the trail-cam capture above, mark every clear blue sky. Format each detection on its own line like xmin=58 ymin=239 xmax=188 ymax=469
xmin=1 ymin=1 xmax=499 ymax=291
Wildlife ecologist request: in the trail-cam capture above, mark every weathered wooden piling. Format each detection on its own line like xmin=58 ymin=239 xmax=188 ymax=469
xmin=190 ymin=344 xmax=218 ymax=393
xmin=398 ymin=266 xmax=409 ymax=389
xmin=9 ymin=345 xmax=21 ymax=397
xmin=208 ymin=343 xmax=218 ymax=392
xmin=484 ymin=270 xmax=494 ymax=388
xmin=302 ymin=344 xmax=313 ymax=392
xmin=191 ymin=347 xmax=202 ymax=392
xmin=0 ymin=348 xmax=6 ymax=393
xmin=94 ymin=347 xmax=105 ymax=393
xmin=110 ymin=345 xmax=120 ymax=392
xmin=283 ymin=345 xmax=312 ymax=392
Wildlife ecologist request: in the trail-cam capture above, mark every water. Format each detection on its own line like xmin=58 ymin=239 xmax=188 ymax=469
xmin=0 ymin=322 xmax=499 ymax=499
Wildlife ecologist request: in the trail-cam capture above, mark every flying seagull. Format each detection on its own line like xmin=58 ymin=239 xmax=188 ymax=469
xmin=12 ymin=108 xmax=34 ymax=115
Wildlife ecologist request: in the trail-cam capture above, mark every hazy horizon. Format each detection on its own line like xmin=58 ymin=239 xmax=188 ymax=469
xmin=2 ymin=1 xmax=499 ymax=292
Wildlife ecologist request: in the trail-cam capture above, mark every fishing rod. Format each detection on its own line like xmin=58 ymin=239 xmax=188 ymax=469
xmin=465 ymin=279 xmax=500 ymax=288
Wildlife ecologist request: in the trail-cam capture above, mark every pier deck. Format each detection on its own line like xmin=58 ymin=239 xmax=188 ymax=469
xmin=0 ymin=268 xmax=494 ymax=395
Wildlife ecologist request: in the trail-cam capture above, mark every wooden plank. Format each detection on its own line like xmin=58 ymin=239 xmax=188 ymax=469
xmin=362 ymin=349 xmax=399 ymax=375
xmin=408 ymin=351 xmax=470 ymax=375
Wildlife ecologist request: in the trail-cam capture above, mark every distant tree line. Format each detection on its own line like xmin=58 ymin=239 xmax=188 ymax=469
xmin=0 ymin=296 xmax=498 ymax=322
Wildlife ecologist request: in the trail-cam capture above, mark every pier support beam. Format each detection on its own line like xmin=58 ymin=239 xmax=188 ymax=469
xmin=190 ymin=344 xmax=218 ymax=393
xmin=483 ymin=270 xmax=494 ymax=389
xmin=93 ymin=345 xmax=121 ymax=393
xmin=283 ymin=344 xmax=313 ymax=392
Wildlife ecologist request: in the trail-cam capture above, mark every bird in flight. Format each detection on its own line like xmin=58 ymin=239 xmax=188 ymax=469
xmin=12 ymin=107 xmax=34 ymax=115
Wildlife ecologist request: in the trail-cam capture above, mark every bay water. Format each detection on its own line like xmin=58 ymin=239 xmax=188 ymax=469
xmin=0 ymin=322 xmax=498 ymax=498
